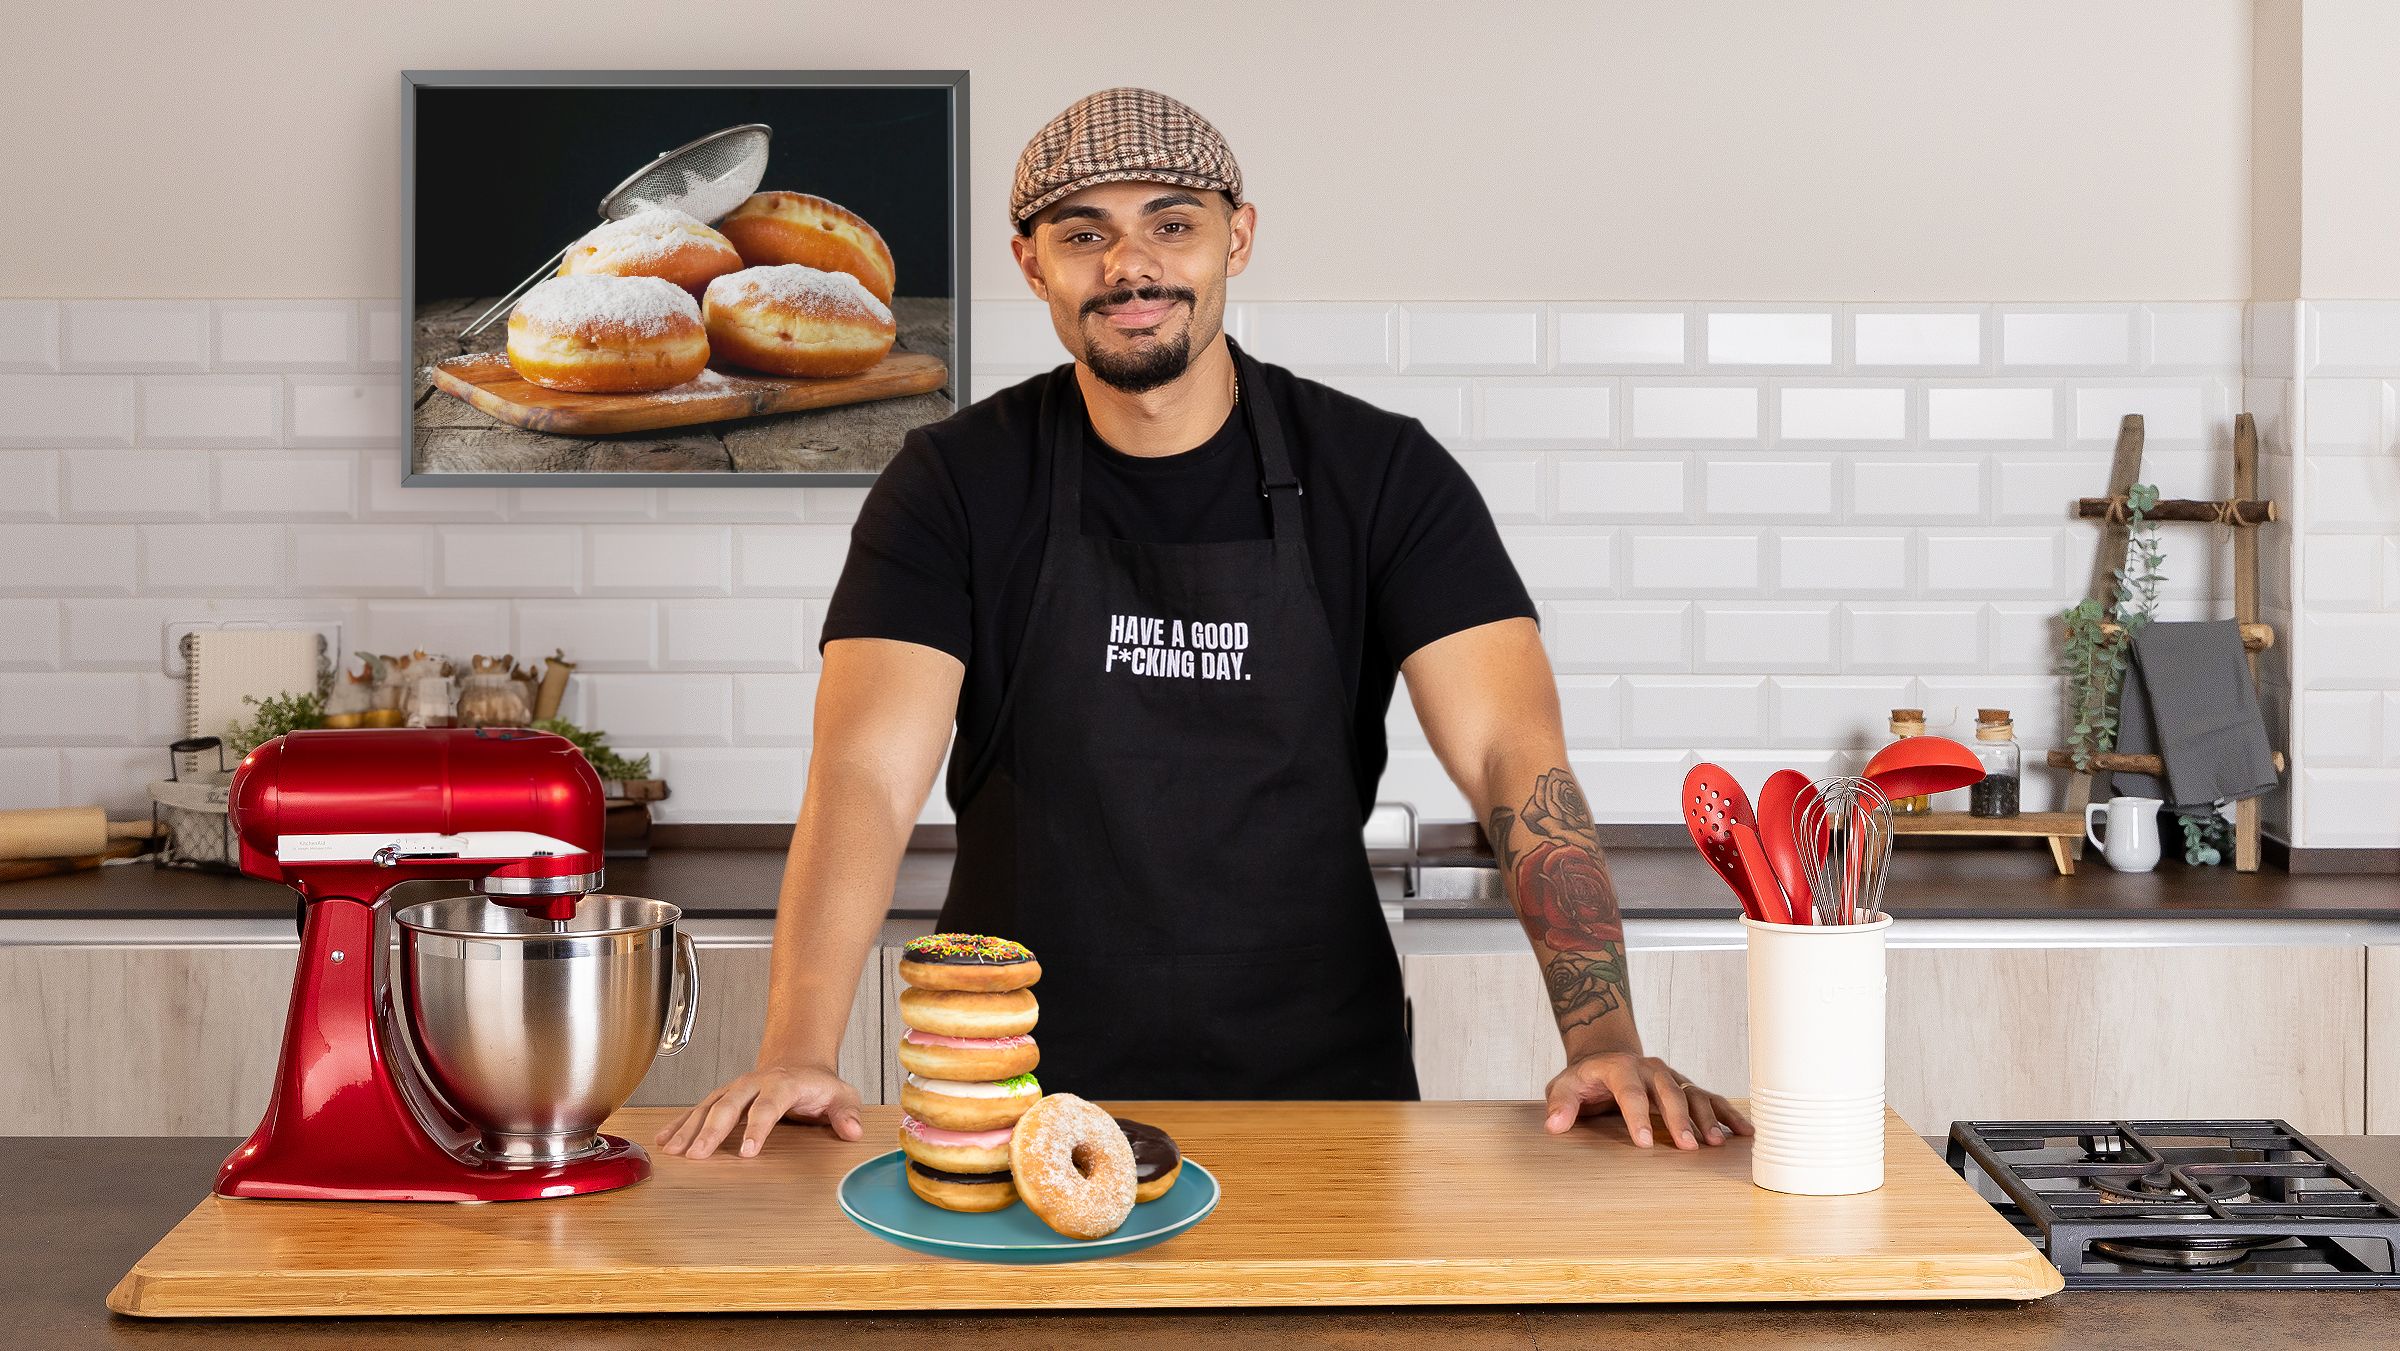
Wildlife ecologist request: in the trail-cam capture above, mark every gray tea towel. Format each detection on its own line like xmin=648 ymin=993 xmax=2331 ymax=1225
xmin=2109 ymin=619 xmax=2279 ymax=810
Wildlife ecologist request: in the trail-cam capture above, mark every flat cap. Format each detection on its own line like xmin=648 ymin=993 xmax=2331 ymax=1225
xmin=1011 ymin=86 xmax=1243 ymax=233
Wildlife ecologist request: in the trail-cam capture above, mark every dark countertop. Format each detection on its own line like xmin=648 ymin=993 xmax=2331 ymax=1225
xmin=22 ymin=1133 xmax=2400 ymax=1347
xmin=3 ymin=839 xmax=2394 ymax=923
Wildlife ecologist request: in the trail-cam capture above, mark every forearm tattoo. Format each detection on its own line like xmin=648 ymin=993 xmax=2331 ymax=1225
xmin=1490 ymin=768 xmax=1629 ymax=1033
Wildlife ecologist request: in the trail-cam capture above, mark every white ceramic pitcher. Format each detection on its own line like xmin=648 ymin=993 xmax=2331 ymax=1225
xmin=2084 ymin=795 xmax=2163 ymax=872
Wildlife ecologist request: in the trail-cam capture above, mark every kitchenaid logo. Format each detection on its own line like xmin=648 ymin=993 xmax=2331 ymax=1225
xmin=1103 ymin=612 xmax=1251 ymax=681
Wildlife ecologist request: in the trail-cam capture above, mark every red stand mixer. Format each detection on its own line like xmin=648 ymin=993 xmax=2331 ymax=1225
xmin=217 ymin=726 xmax=694 ymax=1202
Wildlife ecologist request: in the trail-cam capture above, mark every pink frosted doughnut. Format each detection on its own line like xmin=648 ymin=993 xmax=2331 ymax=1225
xmin=1009 ymin=1093 xmax=1136 ymax=1240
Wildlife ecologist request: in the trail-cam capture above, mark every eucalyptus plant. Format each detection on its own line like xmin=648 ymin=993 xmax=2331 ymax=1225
xmin=2060 ymin=483 xmax=2164 ymax=772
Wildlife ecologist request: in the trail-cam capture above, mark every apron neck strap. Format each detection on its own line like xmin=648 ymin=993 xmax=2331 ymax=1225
xmin=1046 ymin=335 xmax=1302 ymax=541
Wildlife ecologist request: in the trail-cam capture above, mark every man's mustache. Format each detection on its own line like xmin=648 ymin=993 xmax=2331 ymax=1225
xmin=1083 ymin=286 xmax=1195 ymax=317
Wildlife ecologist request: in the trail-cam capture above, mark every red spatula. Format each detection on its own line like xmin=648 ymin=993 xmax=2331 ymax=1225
xmin=1862 ymin=734 xmax=1986 ymax=801
xmin=1755 ymin=768 xmax=1815 ymax=922
xmin=1680 ymin=763 xmax=1792 ymax=924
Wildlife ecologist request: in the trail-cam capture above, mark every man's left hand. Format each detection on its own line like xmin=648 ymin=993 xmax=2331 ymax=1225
xmin=1543 ymin=1051 xmax=1752 ymax=1148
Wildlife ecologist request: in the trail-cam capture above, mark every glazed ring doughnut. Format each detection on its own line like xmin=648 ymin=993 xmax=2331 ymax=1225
xmin=898 ymin=986 xmax=1039 ymax=1039
xmin=899 ymin=1113 xmax=1013 ymax=1173
xmin=1115 ymin=1117 xmax=1183 ymax=1203
xmin=702 ymin=264 xmax=895 ymax=377
xmin=896 ymin=934 xmax=1042 ymax=993
xmin=906 ymin=1160 xmax=1019 ymax=1214
xmin=897 ymin=1030 xmax=1038 ymax=1082
xmin=717 ymin=190 xmax=896 ymax=302
xmin=505 ymin=274 xmax=709 ymax=394
xmin=556 ymin=206 xmax=744 ymax=296
xmin=900 ymin=1071 xmax=1040 ymax=1132
xmin=1010 ymin=1093 xmax=1137 ymax=1240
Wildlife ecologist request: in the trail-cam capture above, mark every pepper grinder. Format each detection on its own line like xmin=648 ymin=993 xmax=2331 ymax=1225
xmin=1968 ymin=709 xmax=2021 ymax=817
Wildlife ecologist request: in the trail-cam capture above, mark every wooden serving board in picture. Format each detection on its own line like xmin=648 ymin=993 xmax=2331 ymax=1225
xmin=429 ymin=350 xmax=950 ymax=437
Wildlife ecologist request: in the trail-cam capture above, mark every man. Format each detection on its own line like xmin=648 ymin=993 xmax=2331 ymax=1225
xmin=659 ymin=86 xmax=1745 ymax=1159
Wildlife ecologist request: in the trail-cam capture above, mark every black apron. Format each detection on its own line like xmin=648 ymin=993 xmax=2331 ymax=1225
xmin=939 ymin=336 xmax=1418 ymax=1101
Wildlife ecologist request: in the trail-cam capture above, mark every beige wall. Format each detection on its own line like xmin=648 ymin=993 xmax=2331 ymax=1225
xmin=2 ymin=0 xmax=2253 ymax=301
xmin=2297 ymin=0 xmax=2400 ymax=296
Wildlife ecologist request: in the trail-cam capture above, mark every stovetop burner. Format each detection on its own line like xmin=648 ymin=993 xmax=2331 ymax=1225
xmin=1947 ymin=1120 xmax=2400 ymax=1289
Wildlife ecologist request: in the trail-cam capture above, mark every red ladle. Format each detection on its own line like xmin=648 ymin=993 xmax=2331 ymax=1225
xmin=1680 ymin=764 xmax=1793 ymax=925
xmin=1862 ymin=734 xmax=1986 ymax=801
xmin=1755 ymin=769 xmax=1815 ymax=922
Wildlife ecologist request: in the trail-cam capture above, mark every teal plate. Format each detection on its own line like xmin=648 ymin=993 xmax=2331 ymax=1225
xmin=837 ymin=1150 xmax=1219 ymax=1264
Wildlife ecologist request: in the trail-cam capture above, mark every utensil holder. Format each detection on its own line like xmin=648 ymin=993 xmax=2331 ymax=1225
xmin=1743 ymin=913 xmax=1890 ymax=1195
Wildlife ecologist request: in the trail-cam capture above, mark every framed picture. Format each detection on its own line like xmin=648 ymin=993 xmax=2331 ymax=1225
xmin=401 ymin=69 xmax=968 ymax=485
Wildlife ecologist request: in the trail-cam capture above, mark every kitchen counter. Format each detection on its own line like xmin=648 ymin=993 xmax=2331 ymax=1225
xmin=3 ymin=840 xmax=2393 ymax=923
xmin=24 ymin=1132 xmax=2400 ymax=1347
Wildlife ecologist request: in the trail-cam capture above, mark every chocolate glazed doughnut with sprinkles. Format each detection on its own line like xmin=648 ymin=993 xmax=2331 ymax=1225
xmin=897 ymin=933 xmax=1043 ymax=993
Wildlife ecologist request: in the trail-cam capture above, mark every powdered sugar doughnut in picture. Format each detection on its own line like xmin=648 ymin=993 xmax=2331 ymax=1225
xmin=504 ymin=274 xmax=709 ymax=394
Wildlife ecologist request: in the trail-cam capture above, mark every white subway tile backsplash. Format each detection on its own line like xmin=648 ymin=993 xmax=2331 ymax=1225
xmin=287 ymin=376 xmax=402 ymax=448
xmin=1924 ymin=533 xmax=2060 ymax=596
xmin=2000 ymin=308 xmax=2135 ymax=370
xmin=213 ymin=450 xmax=359 ymax=519
xmin=0 ymin=748 xmax=62 ymax=809
xmin=1774 ymin=532 xmax=1909 ymax=594
xmin=1705 ymin=312 xmax=1834 ymax=367
xmin=1627 ymin=383 xmax=1760 ymax=443
xmin=1627 ymin=533 xmax=1761 ymax=594
xmin=1553 ymin=456 xmax=1686 ymax=519
xmin=61 ymin=451 xmax=210 ymax=520
xmin=59 ymin=302 xmax=209 ymax=373
xmin=441 ymin=527 xmax=581 ymax=595
xmin=2142 ymin=304 xmax=2245 ymax=374
xmin=514 ymin=600 xmax=658 ymax=670
xmin=1475 ymin=380 xmax=1613 ymax=447
xmin=1461 ymin=455 xmax=1541 ymax=522
xmin=2387 ymin=694 xmax=2400 ymax=768
xmin=2302 ymin=534 xmax=2382 ymax=610
xmin=1571 ymin=750 xmax=1692 ymax=823
xmin=1239 ymin=303 xmax=1397 ymax=372
xmin=1769 ymin=676 xmax=1916 ymax=748
xmin=2301 ymin=690 xmax=2381 ymax=767
xmin=1775 ymin=385 xmax=1907 ymax=442
xmin=362 ymin=301 xmax=405 ymax=371
xmin=1552 ymin=308 xmax=1687 ymax=370
xmin=1851 ymin=311 xmax=1982 ymax=369
xmin=364 ymin=454 xmax=505 ymax=520
xmin=581 ymin=673 xmax=733 ymax=744
xmin=1702 ymin=459 xmax=1834 ymax=519
xmin=734 ymin=672 xmax=821 ymax=743
xmin=2071 ymin=383 xmax=2213 ymax=447
xmin=212 ymin=301 xmax=358 ymax=372
xmin=662 ymin=600 xmax=806 ymax=670
xmin=2307 ymin=301 xmax=2400 ymax=377
xmin=647 ymin=747 xmax=808 ymax=824
xmin=1499 ymin=530 xmax=1613 ymax=594
xmin=1842 ymin=605 xmax=1985 ymax=671
xmin=136 ymin=376 xmax=283 ymax=447
xmin=1926 ymin=386 xmax=2056 ymax=441
xmin=0 ymin=525 xmax=135 ymax=595
xmin=1621 ymin=676 xmax=1768 ymax=745
xmin=2301 ymin=613 xmax=2400 ymax=686
xmin=0 ymin=451 xmax=58 ymax=520
xmin=138 ymin=524 xmax=283 ymax=594
xmin=736 ymin=526 xmax=854 ymax=593
xmin=1554 ymin=674 xmax=1620 ymax=746
xmin=972 ymin=301 xmax=1063 ymax=369
xmin=1378 ymin=746 xmax=1470 ymax=821
xmin=61 ymin=746 xmax=160 ymax=816
xmin=0 ymin=601 xmax=60 ymax=670
xmin=2300 ymin=769 xmax=2400 ymax=846
xmin=1402 ymin=305 xmax=1542 ymax=373
xmin=589 ymin=526 xmax=729 ymax=595
xmin=1995 ymin=456 xmax=2104 ymax=522
xmin=1317 ymin=377 xmax=1467 ymax=441
xmin=513 ymin=487 xmax=658 ymax=521
xmin=1846 ymin=458 xmax=1985 ymax=521
xmin=2308 ymin=458 xmax=2400 ymax=531
xmin=2302 ymin=379 xmax=2388 ymax=455
xmin=805 ymin=487 xmax=869 ymax=523
xmin=1543 ymin=601 xmax=1690 ymax=672
xmin=1696 ymin=605 xmax=1835 ymax=672
xmin=1917 ymin=677 xmax=2064 ymax=758
xmin=0 ymin=375 xmax=137 ymax=447
xmin=292 ymin=526 xmax=431 ymax=595
xmin=0 ymin=672 xmax=141 ymax=743
xmin=0 ymin=302 xmax=60 ymax=372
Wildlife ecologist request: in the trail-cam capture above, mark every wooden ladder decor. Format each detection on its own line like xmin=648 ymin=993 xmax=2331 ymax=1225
xmin=2040 ymin=411 xmax=2282 ymax=872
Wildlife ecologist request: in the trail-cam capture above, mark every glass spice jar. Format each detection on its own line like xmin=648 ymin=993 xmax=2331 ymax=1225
xmin=1888 ymin=708 xmax=1931 ymax=814
xmin=1969 ymin=708 xmax=2021 ymax=817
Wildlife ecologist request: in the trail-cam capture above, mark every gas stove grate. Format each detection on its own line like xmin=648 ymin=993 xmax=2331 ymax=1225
xmin=1947 ymin=1119 xmax=2400 ymax=1289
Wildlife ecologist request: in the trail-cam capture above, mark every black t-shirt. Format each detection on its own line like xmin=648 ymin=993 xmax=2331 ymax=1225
xmin=819 ymin=356 xmax=1539 ymax=816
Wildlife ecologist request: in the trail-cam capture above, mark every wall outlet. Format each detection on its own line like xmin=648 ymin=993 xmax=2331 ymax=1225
xmin=164 ymin=619 xmax=345 ymax=680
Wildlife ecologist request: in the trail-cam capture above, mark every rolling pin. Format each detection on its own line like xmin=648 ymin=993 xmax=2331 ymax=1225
xmin=0 ymin=806 xmax=160 ymax=861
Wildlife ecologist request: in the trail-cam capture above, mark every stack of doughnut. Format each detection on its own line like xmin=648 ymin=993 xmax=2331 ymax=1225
xmin=502 ymin=190 xmax=898 ymax=394
xmin=895 ymin=933 xmax=1044 ymax=1213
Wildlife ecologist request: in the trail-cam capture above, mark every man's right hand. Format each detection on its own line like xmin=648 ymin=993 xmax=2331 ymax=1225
xmin=652 ymin=1065 xmax=864 ymax=1159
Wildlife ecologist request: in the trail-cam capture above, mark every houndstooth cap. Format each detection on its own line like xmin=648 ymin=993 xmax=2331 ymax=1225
xmin=1011 ymin=86 xmax=1243 ymax=233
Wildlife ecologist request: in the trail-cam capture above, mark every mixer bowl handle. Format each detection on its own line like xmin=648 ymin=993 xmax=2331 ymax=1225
xmin=659 ymin=930 xmax=700 ymax=1057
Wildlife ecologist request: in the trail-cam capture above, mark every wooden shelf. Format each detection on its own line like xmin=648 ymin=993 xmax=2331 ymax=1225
xmin=2045 ymin=749 xmax=2287 ymax=775
xmin=1889 ymin=811 xmax=2084 ymax=875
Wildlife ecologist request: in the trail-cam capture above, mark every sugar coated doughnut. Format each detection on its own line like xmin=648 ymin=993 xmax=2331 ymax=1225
xmin=898 ymin=985 xmax=1039 ymax=1039
xmin=557 ymin=206 xmax=744 ymax=296
xmin=899 ymin=1112 xmax=1013 ymax=1173
xmin=900 ymin=1071 xmax=1040 ymax=1132
xmin=906 ymin=1160 xmax=1019 ymax=1213
xmin=702 ymin=264 xmax=894 ymax=378
xmin=1010 ymin=1093 xmax=1137 ymax=1240
xmin=897 ymin=933 xmax=1042 ymax=993
xmin=1115 ymin=1117 xmax=1184 ymax=1204
xmin=506 ymin=274 xmax=709 ymax=394
xmin=718 ymin=190 xmax=897 ymax=302
xmin=897 ymin=1028 xmax=1038 ymax=1081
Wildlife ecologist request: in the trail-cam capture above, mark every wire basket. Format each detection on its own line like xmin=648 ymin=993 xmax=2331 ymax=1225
xmin=150 ymin=736 xmax=237 ymax=873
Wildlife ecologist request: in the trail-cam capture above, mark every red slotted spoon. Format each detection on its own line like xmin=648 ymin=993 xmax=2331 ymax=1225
xmin=1680 ymin=764 xmax=1793 ymax=924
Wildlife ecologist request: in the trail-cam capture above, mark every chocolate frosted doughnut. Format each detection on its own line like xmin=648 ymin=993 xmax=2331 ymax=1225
xmin=898 ymin=933 xmax=1042 ymax=993
xmin=1114 ymin=1117 xmax=1184 ymax=1203
xmin=905 ymin=1159 xmax=1019 ymax=1213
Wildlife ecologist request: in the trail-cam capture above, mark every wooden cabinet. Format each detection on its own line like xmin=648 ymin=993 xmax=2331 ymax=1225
xmin=1403 ymin=943 xmax=2367 ymax=1136
xmin=2371 ymin=947 xmax=2399 ymax=1134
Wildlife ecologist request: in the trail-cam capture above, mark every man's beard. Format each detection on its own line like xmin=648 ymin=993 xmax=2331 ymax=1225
xmin=1079 ymin=286 xmax=1202 ymax=394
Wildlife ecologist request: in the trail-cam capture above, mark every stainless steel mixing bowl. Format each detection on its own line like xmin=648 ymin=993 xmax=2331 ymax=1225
xmin=393 ymin=893 xmax=698 ymax=1164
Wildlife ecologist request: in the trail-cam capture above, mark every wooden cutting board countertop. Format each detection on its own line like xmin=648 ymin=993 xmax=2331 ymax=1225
xmin=110 ymin=1101 xmax=2059 ymax=1318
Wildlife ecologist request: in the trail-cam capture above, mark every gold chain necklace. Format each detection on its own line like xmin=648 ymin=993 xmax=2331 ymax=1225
xmin=1233 ymin=366 xmax=1241 ymax=406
